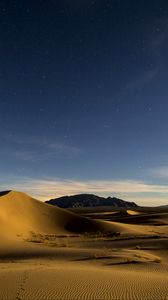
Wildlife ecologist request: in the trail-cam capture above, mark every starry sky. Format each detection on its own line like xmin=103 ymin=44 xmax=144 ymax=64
xmin=1 ymin=0 xmax=168 ymax=205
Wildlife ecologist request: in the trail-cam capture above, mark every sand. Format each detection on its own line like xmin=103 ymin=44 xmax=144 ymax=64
xmin=0 ymin=191 xmax=168 ymax=300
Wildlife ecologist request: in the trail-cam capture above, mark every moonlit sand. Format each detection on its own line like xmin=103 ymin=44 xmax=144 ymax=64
xmin=0 ymin=191 xmax=168 ymax=299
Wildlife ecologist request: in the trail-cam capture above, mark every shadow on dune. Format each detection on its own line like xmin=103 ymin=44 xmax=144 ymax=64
xmin=93 ymin=213 xmax=168 ymax=226
xmin=0 ymin=191 xmax=11 ymax=197
xmin=0 ymin=247 xmax=67 ymax=261
xmin=65 ymin=218 xmax=103 ymax=234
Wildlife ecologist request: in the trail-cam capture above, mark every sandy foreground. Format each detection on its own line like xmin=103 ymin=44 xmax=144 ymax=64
xmin=0 ymin=191 xmax=168 ymax=300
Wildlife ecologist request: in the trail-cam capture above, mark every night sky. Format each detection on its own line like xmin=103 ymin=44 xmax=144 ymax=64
xmin=1 ymin=0 xmax=168 ymax=205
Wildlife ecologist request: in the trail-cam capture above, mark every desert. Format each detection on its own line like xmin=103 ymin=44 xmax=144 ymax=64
xmin=0 ymin=190 xmax=168 ymax=299
xmin=2 ymin=0 xmax=168 ymax=299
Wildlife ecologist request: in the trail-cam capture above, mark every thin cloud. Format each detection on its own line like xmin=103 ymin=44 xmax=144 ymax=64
xmin=2 ymin=177 xmax=168 ymax=205
xmin=149 ymin=166 xmax=168 ymax=178
xmin=126 ymin=18 xmax=168 ymax=92
xmin=0 ymin=133 xmax=81 ymax=161
xmin=126 ymin=67 xmax=160 ymax=90
xmin=149 ymin=17 xmax=168 ymax=49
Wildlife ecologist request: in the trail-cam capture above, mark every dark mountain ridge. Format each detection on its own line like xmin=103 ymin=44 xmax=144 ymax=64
xmin=46 ymin=193 xmax=138 ymax=208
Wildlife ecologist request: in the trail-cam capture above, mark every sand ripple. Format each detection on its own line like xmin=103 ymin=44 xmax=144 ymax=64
xmin=0 ymin=263 xmax=167 ymax=300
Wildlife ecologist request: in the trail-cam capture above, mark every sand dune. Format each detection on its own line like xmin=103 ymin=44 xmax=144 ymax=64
xmin=0 ymin=191 xmax=168 ymax=299
xmin=79 ymin=205 xmax=168 ymax=227
xmin=0 ymin=190 xmax=109 ymax=239
xmin=0 ymin=191 xmax=146 ymax=241
xmin=0 ymin=190 xmax=144 ymax=261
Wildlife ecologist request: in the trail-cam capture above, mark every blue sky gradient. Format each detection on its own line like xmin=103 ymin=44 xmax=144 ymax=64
xmin=1 ymin=0 xmax=168 ymax=205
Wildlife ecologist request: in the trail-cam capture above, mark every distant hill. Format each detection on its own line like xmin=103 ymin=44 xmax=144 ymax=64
xmin=46 ymin=194 xmax=138 ymax=208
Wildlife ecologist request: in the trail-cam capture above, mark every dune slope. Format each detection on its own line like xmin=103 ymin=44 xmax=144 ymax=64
xmin=0 ymin=191 xmax=142 ymax=241
xmin=0 ymin=191 xmax=102 ymax=238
